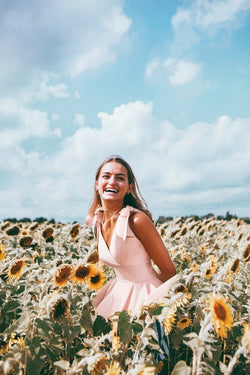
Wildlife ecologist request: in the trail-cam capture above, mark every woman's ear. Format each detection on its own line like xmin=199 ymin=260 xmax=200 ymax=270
xmin=127 ymin=183 xmax=133 ymax=194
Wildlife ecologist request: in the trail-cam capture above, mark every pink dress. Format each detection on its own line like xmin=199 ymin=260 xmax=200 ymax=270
xmin=92 ymin=206 xmax=177 ymax=319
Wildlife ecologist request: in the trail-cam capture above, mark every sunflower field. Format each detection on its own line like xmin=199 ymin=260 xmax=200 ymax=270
xmin=0 ymin=216 xmax=249 ymax=375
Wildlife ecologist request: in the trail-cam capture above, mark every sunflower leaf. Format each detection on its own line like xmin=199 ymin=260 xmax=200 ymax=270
xmin=80 ymin=307 xmax=93 ymax=335
xmin=118 ymin=311 xmax=132 ymax=345
xmin=93 ymin=315 xmax=111 ymax=336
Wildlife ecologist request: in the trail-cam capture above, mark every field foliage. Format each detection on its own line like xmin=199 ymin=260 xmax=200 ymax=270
xmin=0 ymin=216 xmax=249 ymax=374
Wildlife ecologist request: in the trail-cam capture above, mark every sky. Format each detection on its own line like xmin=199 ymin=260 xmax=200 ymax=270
xmin=0 ymin=0 xmax=250 ymax=223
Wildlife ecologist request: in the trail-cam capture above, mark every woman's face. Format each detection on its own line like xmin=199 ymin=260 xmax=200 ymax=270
xmin=96 ymin=161 xmax=133 ymax=206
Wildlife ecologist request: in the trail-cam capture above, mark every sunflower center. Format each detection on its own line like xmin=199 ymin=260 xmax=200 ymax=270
xmin=54 ymin=299 xmax=68 ymax=319
xmin=214 ymin=302 xmax=226 ymax=321
xmin=10 ymin=261 xmax=23 ymax=275
xmin=75 ymin=266 xmax=90 ymax=278
xmin=90 ymin=274 xmax=101 ymax=284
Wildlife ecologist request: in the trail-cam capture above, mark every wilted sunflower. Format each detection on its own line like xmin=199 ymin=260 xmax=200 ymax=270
xmin=208 ymin=294 xmax=233 ymax=339
xmin=88 ymin=269 xmax=106 ymax=290
xmin=47 ymin=294 xmax=71 ymax=321
xmin=0 ymin=244 xmax=6 ymax=260
xmin=162 ymin=306 xmax=176 ymax=335
xmin=54 ymin=264 xmax=72 ymax=287
xmin=8 ymin=259 xmax=26 ymax=280
xmin=177 ymin=317 xmax=192 ymax=330
xmin=71 ymin=263 xmax=96 ymax=284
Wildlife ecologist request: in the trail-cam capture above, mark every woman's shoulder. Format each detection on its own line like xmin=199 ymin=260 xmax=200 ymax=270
xmin=85 ymin=214 xmax=96 ymax=226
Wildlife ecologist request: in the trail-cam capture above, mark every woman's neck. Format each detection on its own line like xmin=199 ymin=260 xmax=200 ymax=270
xmin=101 ymin=203 xmax=124 ymax=222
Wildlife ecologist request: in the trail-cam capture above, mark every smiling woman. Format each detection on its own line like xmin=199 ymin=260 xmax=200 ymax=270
xmin=85 ymin=155 xmax=177 ymax=321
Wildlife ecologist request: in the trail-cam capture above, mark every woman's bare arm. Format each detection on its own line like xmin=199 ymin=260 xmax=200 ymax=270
xmin=129 ymin=212 xmax=176 ymax=282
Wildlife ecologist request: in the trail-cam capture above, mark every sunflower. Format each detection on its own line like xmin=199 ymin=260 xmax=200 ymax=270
xmin=205 ymin=267 xmax=216 ymax=279
xmin=174 ymin=293 xmax=192 ymax=309
xmin=19 ymin=236 xmax=33 ymax=248
xmin=88 ymin=269 xmax=106 ymax=290
xmin=6 ymin=226 xmax=20 ymax=236
xmin=47 ymin=294 xmax=71 ymax=321
xmin=0 ymin=244 xmax=6 ymax=260
xmin=208 ymin=294 xmax=233 ymax=339
xmin=230 ymin=258 xmax=240 ymax=273
xmin=243 ymin=244 xmax=250 ymax=262
xmin=70 ymin=223 xmax=81 ymax=240
xmin=175 ymin=284 xmax=188 ymax=293
xmin=191 ymin=262 xmax=197 ymax=272
xmin=9 ymin=333 xmax=25 ymax=349
xmin=42 ymin=227 xmax=54 ymax=240
xmin=87 ymin=354 xmax=107 ymax=374
xmin=162 ymin=306 xmax=176 ymax=335
xmin=87 ymin=250 xmax=99 ymax=264
xmin=71 ymin=263 xmax=96 ymax=284
xmin=104 ymin=361 xmax=121 ymax=375
xmin=8 ymin=260 xmax=26 ymax=280
xmin=54 ymin=264 xmax=72 ymax=287
xmin=0 ymin=337 xmax=9 ymax=354
xmin=177 ymin=317 xmax=192 ymax=330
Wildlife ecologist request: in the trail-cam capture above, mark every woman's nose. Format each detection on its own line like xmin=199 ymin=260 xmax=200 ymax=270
xmin=108 ymin=175 xmax=116 ymax=184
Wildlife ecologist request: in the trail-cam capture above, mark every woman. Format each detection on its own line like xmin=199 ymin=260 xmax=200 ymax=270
xmin=85 ymin=155 xmax=177 ymax=320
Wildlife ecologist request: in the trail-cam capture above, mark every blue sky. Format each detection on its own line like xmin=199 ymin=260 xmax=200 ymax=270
xmin=0 ymin=0 xmax=250 ymax=222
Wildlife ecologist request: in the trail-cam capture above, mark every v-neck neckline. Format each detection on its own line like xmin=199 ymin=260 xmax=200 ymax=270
xmin=99 ymin=212 xmax=120 ymax=252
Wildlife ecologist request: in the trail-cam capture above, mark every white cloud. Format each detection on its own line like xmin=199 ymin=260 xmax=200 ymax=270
xmin=0 ymin=101 xmax=249 ymax=221
xmin=0 ymin=0 xmax=131 ymax=91
xmin=146 ymin=58 xmax=201 ymax=86
xmin=74 ymin=113 xmax=86 ymax=127
xmin=74 ymin=91 xmax=81 ymax=99
xmin=145 ymin=59 xmax=161 ymax=79
xmin=171 ymin=0 xmax=250 ymax=48
xmin=163 ymin=58 xmax=201 ymax=85
xmin=0 ymin=97 xmax=61 ymax=152
xmin=34 ymin=78 xmax=70 ymax=101
xmin=172 ymin=0 xmax=250 ymax=30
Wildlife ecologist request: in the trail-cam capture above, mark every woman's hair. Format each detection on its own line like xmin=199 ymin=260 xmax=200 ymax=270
xmin=87 ymin=155 xmax=153 ymax=221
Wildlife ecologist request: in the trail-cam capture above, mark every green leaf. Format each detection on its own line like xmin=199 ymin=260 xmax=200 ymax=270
xmin=118 ymin=311 xmax=132 ymax=345
xmin=26 ymin=356 xmax=45 ymax=375
xmin=132 ymin=322 xmax=143 ymax=335
xmin=35 ymin=318 xmax=51 ymax=336
xmin=80 ymin=307 xmax=93 ymax=335
xmin=93 ymin=315 xmax=111 ymax=336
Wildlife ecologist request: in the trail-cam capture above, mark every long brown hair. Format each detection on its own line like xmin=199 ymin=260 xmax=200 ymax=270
xmin=87 ymin=155 xmax=153 ymax=221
